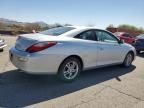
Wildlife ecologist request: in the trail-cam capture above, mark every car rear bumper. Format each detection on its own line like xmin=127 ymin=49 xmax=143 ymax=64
xmin=9 ymin=47 xmax=64 ymax=74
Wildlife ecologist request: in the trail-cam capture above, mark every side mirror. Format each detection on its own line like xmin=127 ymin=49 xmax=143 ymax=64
xmin=119 ymin=39 xmax=124 ymax=44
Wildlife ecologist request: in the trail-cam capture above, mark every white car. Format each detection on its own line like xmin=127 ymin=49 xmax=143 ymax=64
xmin=0 ymin=38 xmax=7 ymax=52
xmin=10 ymin=26 xmax=136 ymax=82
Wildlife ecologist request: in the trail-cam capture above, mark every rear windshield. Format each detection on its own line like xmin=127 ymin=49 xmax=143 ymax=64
xmin=39 ymin=27 xmax=75 ymax=36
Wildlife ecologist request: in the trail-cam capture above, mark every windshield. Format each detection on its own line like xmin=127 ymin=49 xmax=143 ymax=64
xmin=137 ymin=34 xmax=144 ymax=39
xmin=39 ymin=27 xmax=75 ymax=36
xmin=113 ymin=32 xmax=124 ymax=36
xmin=138 ymin=34 xmax=144 ymax=37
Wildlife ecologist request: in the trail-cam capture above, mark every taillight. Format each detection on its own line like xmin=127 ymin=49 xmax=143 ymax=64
xmin=26 ymin=42 xmax=57 ymax=53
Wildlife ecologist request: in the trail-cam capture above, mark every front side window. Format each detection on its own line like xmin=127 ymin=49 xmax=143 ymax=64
xmin=76 ymin=30 xmax=96 ymax=41
xmin=39 ymin=27 xmax=75 ymax=36
xmin=95 ymin=31 xmax=118 ymax=43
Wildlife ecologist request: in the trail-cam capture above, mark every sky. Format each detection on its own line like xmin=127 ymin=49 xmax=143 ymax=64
xmin=0 ymin=0 xmax=144 ymax=28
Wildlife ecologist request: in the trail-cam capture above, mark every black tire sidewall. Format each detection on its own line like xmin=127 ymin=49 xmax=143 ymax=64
xmin=123 ymin=53 xmax=133 ymax=67
xmin=136 ymin=50 xmax=140 ymax=54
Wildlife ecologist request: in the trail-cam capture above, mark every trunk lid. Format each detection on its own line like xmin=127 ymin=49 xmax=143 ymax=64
xmin=15 ymin=33 xmax=62 ymax=51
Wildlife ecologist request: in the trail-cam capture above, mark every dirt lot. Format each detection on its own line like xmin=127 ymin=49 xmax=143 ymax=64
xmin=0 ymin=36 xmax=144 ymax=108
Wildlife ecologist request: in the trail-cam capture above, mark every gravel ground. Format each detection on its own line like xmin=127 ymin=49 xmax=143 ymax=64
xmin=0 ymin=36 xmax=144 ymax=108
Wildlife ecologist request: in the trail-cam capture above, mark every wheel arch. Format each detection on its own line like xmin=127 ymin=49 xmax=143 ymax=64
xmin=58 ymin=55 xmax=84 ymax=72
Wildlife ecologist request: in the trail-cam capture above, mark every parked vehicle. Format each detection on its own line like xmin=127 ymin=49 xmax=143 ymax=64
xmin=10 ymin=26 xmax=136 ymax=82
xmin=134 ymin=34 xmax=144 ymax=53
xmin=0 ymin=38 xmax=7 ymax=52
xmin=114 ymin=32 xmax=135 ymax=44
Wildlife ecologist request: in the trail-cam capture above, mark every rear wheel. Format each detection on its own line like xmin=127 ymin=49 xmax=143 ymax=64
xmin=58 ymin=57 xmax=82 ymax=82
xmin=123 ymin=52 xmax=133 ymax=67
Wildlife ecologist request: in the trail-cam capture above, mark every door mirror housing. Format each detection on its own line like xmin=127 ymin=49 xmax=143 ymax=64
xmin=119 ymin=39 xmax=124 ymax=44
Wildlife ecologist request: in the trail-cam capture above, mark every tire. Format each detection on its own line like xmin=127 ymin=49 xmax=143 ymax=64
xmin=58 ymin=57 xmax=82 ymax=82
xmin=136 ymin=50 xmax=140 ymax=54
xmin=123 ymin=52 xmax=133 ymax=67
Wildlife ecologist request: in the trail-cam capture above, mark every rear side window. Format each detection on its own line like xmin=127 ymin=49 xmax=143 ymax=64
xmin=39 ymin=27 xmax=75 ymax=36
xmin=75 ymin=30 xmax=96 ymax=41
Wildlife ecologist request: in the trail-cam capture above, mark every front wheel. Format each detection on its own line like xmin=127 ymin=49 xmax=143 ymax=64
xmin=58 ymin=57 xmax=82 ymax=82
xmin=123 ymin=52 xmax=133 ymax=67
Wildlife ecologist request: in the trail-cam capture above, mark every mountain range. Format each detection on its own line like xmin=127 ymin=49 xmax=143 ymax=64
xmin=0 ymin=18 xmax=48 ymax=27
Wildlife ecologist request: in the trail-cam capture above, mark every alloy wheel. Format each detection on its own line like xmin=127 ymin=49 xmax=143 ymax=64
xmin=63 ymin=61 xmax=79 ymax=80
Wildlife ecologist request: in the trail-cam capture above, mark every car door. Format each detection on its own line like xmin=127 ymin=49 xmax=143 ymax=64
xmin=75 ymin=30 xmax=98 ymax=68
xmin=95 ymin=30 xmax=124 ymax=66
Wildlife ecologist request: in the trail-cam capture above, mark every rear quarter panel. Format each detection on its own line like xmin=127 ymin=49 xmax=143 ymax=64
xmin=39 ymin=39 xmax=98 ymax=70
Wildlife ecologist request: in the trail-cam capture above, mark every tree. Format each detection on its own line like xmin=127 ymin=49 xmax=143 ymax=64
xmin=138 ymin=27 xmax=144 ymax=32
xmin=118 ymin=24 xmax=140 ymax=32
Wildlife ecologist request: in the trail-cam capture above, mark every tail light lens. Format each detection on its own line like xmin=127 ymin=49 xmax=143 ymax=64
xmin=26 ymin=42 xmax=57 ymax=53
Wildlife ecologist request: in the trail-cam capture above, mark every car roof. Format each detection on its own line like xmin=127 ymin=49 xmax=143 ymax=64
xmin=60 ymin=26 xmax=111 ymax=38
xmin=66 ymin=26 xmax=98 ymax=30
